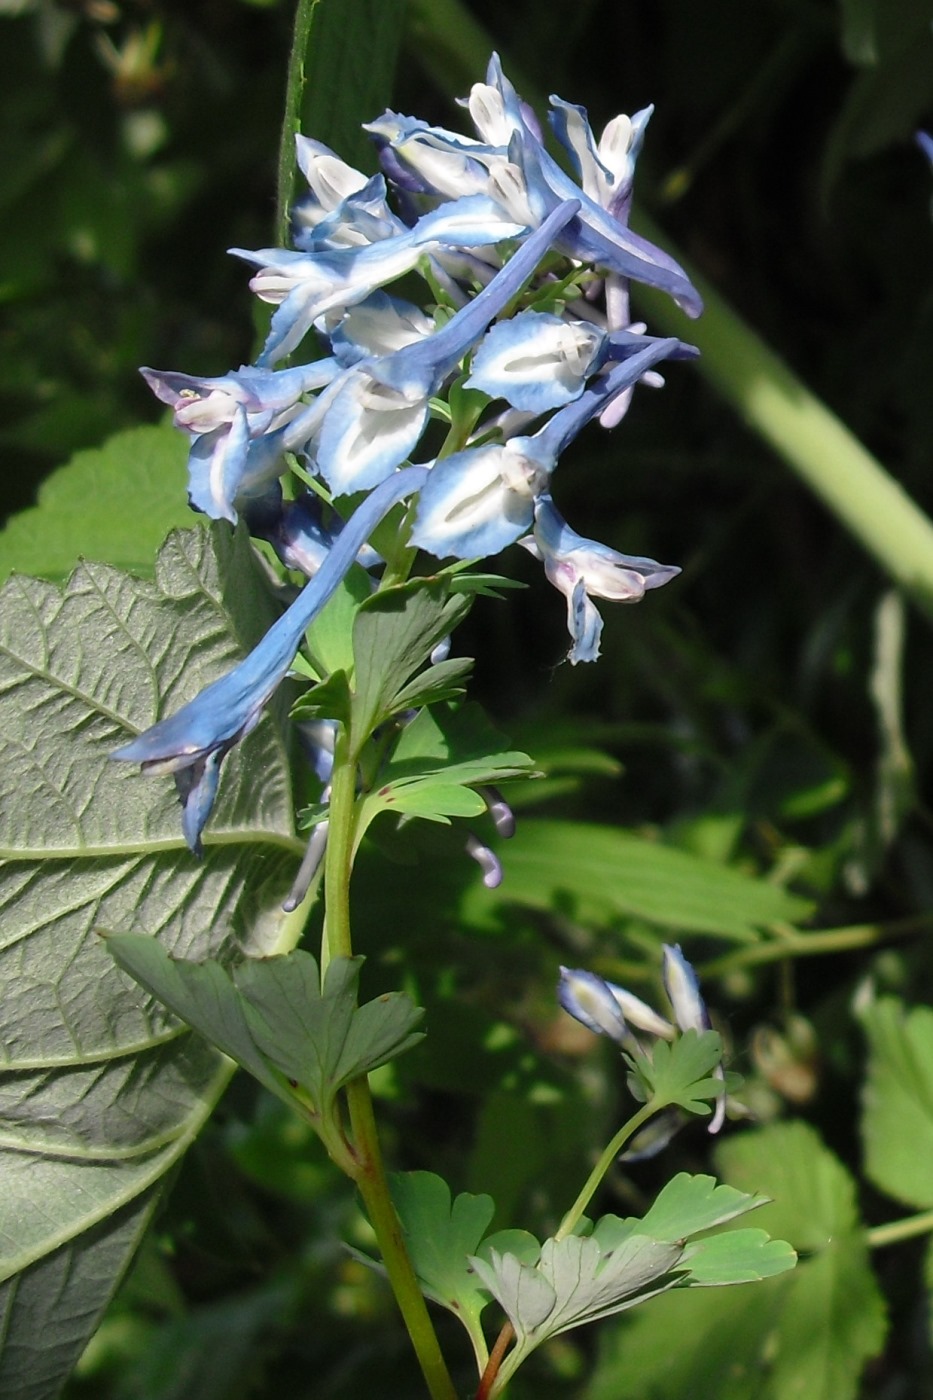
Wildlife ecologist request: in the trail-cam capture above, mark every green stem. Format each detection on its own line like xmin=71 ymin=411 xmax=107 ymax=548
xmin=554 ymin=1100 xmax=658 ymax=1242
xmin=867 ymin=1209 xmax=933 ymax=1250
xmin=628 ymin=225 xmax=933 ymax=624
xmin=276 ymin=0 xmax=319 ymax=245
xmin=322 ymin=724 xmax=457 ymax=1400
xmin=698 ymin=914 xmax=933 ymax=979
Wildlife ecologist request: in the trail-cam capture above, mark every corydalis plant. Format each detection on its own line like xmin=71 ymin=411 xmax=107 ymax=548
xmin=98 ymin=53 xmax=797 ymax=1400
xmin=559 ymin=944 xmax=728 ymax=1139
xmin=113 ymin=54 xmax=698 ymax=855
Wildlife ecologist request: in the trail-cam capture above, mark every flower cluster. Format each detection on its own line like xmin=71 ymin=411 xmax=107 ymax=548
xmin=558 ymin=946 xmax=726 ymax=1133
xmin=114 ymin=55 xmax=700 ymax=851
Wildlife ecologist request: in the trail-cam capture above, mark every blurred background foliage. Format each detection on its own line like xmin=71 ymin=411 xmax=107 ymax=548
xmin=4 ymin=0 xmax=933 ymax=1395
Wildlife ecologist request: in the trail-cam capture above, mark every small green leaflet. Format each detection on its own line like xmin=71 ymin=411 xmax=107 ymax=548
xmin=615 ymin=1171 xmax=774 ymax=1242
xmin=629 ymin=1029 xmax=726 ymax=1118
xmin=469 ymin=1232 xmax=685 ymax=1373
xmin=106 ymin=939 xmax=423 ymax=1153
xmin=359 ymin=703 xmax=538 ymax=830
xmin=386 ymin=1171 xmax=538 ymax=1371
xmin=291 ymin=572 xmax=474 ymax=741
xmin=349 ymin=575 xmax=474 ymax=746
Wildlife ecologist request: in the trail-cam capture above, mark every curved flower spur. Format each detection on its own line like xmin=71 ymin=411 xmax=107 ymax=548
xmin=113 ymin=55 xmax=701 ymax=853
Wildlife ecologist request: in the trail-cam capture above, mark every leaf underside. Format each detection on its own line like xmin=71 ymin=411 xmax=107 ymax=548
xmin=0 ymin=523 xmax=301 ymax=1396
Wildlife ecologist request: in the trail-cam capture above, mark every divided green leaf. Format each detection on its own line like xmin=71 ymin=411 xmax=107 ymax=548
xmin=107 ymin=940 xmax=424 ymax=1134
xmin=630 ymin=1030 xmax=725 ymax=1117
xmin=859 ymin=994 xmax=933 ymax=1207
xmin=586 ymin=1123 xmax=882 ymax=1400
xmin=361 ymin=703 xmax=538 ymax=831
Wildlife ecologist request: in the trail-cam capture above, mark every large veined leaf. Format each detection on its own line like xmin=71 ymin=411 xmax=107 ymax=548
xmin=0 ymin=523 xmax=303 ymax=1397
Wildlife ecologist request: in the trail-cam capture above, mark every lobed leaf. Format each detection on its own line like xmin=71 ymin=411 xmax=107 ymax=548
xmin=108 ymin=941 xmax=424 ymax=1129
xmin=859 ymin=995 xmax=933 ymax=1208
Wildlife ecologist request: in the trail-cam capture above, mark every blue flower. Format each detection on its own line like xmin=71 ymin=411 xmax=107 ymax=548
xmin=112 ymin=467 xmax=429 ymax=853
xmin=411 ymin=334 xmax=694 ymax=560
xmin=558 ymin=967 xmax=675 ymax=1048
xmin=369 ymin=55 xmax=702 ymax=318
xmin=662 ymin=943 xmax=726 ymax=1132
xmin=290 ymin=137 xmax=403 ymax=251
xmin=231 ymin=195 xmax=527 ymax=366
xmin=548 ymin=98 xmax=652 ymax=223
xmin=466 ymin=310 xmax=607 ymax=412
xmin=558 ymin=949 xmax=726 ymax=1133
xmin=140 ymin=360 xmax=343 ymax=523
xmin=314 ymin=200 xmax=580 ymax=494
xmin=520 ymin=493 xmax=680 ymax=663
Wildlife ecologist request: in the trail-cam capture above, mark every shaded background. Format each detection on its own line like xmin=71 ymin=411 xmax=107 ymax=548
xmin=4 ymin=0 xmax=933 ymax=1396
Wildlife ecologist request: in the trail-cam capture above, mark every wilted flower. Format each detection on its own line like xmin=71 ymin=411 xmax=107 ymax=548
xmin=521 ymin=494 xmax=681 ymax=663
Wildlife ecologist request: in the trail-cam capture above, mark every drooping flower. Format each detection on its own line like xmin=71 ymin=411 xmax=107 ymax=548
xmin=112 ymin=467 xmax=428 ymax=853
xmin=520 ymin=493 xmax=681 ymax=663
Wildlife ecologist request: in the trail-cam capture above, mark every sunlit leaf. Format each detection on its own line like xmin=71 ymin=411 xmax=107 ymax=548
xmin=0 ymin=425 xmax=192 ymax=582
xmin=362 ymin=704 xmax=537 ymax=830
xmin=586 ymin=1123 xmax=885 ymax=1400
xmin=859 ymin=994 xmax=933 ymax=1207
xmin=0 ymin=523 xmax=301 ymax=1393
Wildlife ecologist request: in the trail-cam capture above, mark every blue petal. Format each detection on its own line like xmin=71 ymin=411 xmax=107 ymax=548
xmin=316 ymin=372 xmax=429 ymax=494
xmin=411 ymin=441 xmax=546 ymax=559
xmin=466 ymin=310 xmax=605 ymax=411
xmin=557 ymin=966 xmax=628 ymax=1043
xmin=661 ymin=944 xmax=710 ymax=1034
xmin=112 ymin=467 xmax=430 ymax=843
